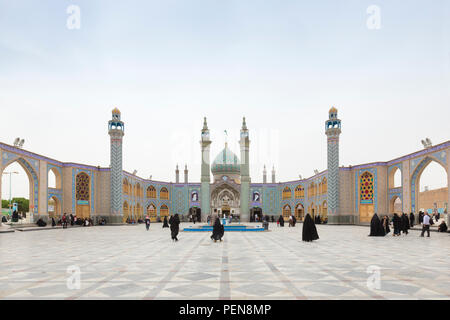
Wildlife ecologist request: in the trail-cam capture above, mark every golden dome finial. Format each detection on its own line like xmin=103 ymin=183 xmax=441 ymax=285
xmin=112 ymin=107 xmax=121 ymax=115
xmin=329 ymin=106 xmax=337 ymax=114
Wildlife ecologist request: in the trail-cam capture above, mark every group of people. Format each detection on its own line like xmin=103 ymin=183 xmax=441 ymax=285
xmin=1 ymin=210 xmax=27 ymax=223
xmin=369 ymin=211 xmax=448 ymax=237
xmin=46 ymin=213 xmax=95 ymax=228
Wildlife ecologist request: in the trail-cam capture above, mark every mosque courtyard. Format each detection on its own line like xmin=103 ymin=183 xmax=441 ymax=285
xmin=0 ymin=223 xmax=449 ymax=300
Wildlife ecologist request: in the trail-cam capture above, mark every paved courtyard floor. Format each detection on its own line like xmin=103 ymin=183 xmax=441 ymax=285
xmin=0 ymin=223 xmax=449 ymax=300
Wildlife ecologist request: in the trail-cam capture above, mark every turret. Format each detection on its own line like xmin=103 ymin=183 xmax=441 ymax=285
xmin=108 ymin=108 xmax=125 ymax=222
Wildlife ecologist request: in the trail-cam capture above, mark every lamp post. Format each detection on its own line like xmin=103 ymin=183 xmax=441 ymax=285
xmin=2 ymin=171 xmax=19 ymax=217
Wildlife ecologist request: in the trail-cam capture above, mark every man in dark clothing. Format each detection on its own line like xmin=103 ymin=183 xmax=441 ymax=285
xmin=292 ymin=215 xmax=297 ymax=227
xmin=418 ymin=211 xmax=424 ymax=224
xmin=302 ymin=213 xmax=319 ymax=242
xmin=169 ymin=214 xmax=180 ymax=241
xmin=12 ymin=210 xmax=19 ymax=223
xmin=369 ymin=213 xmax=385 ymax=237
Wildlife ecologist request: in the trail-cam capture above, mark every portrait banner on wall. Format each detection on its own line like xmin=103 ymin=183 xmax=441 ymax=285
xmin=191 ymin=192 xmax=198 ymax=202
xmin=253 ymin=191 xmax=260 ymax=202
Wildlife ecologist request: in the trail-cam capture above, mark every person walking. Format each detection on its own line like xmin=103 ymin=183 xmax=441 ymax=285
xmin=169 ymin=214 xmax=180 ymax=241
xmin=145 ymin=215 xmax=150 ymax=231
xmin=409 ymin=212 xmax=415 ymax=228
xmin=421 ymin=212 xmax=431 ymax=238
xmin=62 ymin=213 xmax=68 ymax=229
xmin=401 ymin=213 xmax=410 ymax=235
xmin=392 ymin=213 xmax=401 ymax=236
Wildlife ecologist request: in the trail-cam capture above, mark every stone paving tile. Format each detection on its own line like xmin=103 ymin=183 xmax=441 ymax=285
xmin=0 ymin=223 xmax=449 ymax=300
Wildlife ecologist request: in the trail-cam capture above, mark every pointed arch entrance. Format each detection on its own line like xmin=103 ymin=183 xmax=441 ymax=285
xmin=75 ymin=172 xmax=90 ymax=219
xmin=295 ymin=203 xmax=304 ymax=221
xmin=48 ymin=196 xmax=61 ymax=218
xmin=359 ymin=171 xmax=375 ymax=223
xmin=1 ymin=157 xmax=39 ymax=216
xmin=411 ymin=156 xmax=448 ymax=214
xmin=282 ymin=204 xmax=291 ymax=221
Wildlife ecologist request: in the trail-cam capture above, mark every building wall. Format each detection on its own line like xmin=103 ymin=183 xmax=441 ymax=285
xmin=336 ymin=169 xmax=355 ymax=224
xmin=1 ymin=137 xmax=448 ymax=225
xmin=418 ymin=187 xmax=448 ymax=212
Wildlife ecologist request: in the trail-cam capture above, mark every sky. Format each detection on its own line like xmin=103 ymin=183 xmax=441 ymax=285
xmin=1 ymin=0 xmax=449 ymax=199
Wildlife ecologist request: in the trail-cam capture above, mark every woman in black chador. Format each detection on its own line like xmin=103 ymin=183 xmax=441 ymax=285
xmin=369 ymin=213 xmax=385 ymax=236
xmin=409 ymin=212 xmax=415 ymax=228
xmin=302 ymin=213 xmax=319 ymax=242
xmin=392 ymin=213 xmax=401 ymax=236
xmin=162 ymin=216 xmax=169 ymax=228
xmin=211 ymin=218 xmax=224 ymax=242
xmin=278 ymin=215 xmax=285 ymax=227
xmin=401 ymin=213 xmax=410 ymax=235
xmin=381 ymin=215 xmax=390 ymax=235
xmin=169 ymin=214 xmax=180 ymax=241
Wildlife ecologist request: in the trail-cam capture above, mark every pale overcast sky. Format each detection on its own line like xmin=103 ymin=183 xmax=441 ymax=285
xmin=1 ymin=0 xmax=449 ymax=199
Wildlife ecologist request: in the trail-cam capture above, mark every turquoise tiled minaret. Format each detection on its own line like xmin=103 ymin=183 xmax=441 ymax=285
xmin=240 ymin=117 xmax=250 ymax=222
xmin=200 ymin=117 xmax=211 ymax=221
xmin=108 ymin=108 xmax=124 ymax=223
xmin=325 ymin=107 xmax=341 ymax=222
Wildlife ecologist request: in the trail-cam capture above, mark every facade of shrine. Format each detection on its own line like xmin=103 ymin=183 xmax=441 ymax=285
xmin=0 ymin=108 xmax=448 ymax=225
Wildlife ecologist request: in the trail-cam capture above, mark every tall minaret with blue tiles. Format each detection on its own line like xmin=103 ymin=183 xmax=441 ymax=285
xmin=240 ymin=117 xmax=250 ymax=222
xmin=108 ymin=108 xmax=124 ymax=223
xmin=200 ymin=117 xmax=211 ymax=222
xmin=325 ymin=107 xmax=341 ymax=222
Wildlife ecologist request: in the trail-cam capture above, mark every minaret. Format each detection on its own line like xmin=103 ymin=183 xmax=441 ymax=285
xmin=263 ymin=165 xmax=267 ymax=184
xmin=200 ymin=117 xmax=211 ymax=222
xmin=271 ymin=165 xmax=276 ymax=183
xmin=325 ymin=107 xmax=341 ymax=221
xmin=108 ymin=108 xmax=125 ymax=223
xmin=184 ymin=164 xmax=188 ymax=183
xmin=175 ymin=164 xmax=180 ymax=183
xmin=239 ymin=117 xmax=250 ymax=222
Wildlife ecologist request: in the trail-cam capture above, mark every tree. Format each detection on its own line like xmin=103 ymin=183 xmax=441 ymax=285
xmin=2 ymin=198 xmax=30 ymax=213
xmin=2 ymin=200 xmax=10 ymax=209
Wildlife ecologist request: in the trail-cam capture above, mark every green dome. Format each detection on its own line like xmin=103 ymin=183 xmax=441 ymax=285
xmin=211 ymin=143 xmax=240 ymax=175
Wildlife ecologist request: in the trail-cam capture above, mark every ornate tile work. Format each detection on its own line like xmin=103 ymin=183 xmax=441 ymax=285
xmin=354 ymin=168 xmax=378 ymax=214
xmin=71 ymin=169 xmax=95 ymax=213
xmin=173 ymin=185 xmax=188 ymax=215
xmin=262 ymin=186 xmax=279 ymax=215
